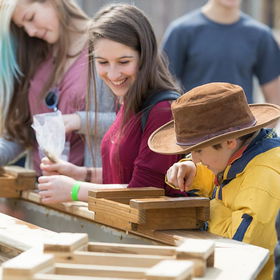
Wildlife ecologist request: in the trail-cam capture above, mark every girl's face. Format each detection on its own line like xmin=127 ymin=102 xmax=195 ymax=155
xmin=12 ymin=0 xmax=60 ymax=44
xmin=94 ymin=38 xmax=139 ymax=99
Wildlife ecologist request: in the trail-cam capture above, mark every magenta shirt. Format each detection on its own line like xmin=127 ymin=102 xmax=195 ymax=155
xmin=29 ymin=49 xmax=87 ymax=174
xmin=101 ymin=101 xmax=186 ymax=196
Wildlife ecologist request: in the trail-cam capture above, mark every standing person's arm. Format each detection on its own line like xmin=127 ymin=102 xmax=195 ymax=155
xmin=162 ymin=22 xmax=188 ymax=83
xmin=0 ymin=138 xmax=25 ymax=166
xmin=255 ymin=28 xmax=280 ymax=105
xmin=261 ymin=77 xmax=280 ymax=106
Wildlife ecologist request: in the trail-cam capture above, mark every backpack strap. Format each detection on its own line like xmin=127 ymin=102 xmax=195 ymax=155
xmin=140 ymin=90 xmax=180 ymax=131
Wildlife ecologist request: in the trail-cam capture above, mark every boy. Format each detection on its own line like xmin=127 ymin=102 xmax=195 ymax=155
xmin=148 ymin=82 xmax=280 ymax=280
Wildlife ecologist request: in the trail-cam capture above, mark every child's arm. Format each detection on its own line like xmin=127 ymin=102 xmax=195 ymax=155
xmin=166 ymin=160 xmax=215 ymax=197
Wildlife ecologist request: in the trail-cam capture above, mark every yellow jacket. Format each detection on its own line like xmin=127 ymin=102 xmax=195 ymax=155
xmin=189 ymin=134 xmax=280 ymax=279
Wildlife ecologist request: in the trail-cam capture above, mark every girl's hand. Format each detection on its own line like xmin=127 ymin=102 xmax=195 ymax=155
xmin=166 ymin=161 xmax=196 ymax=192
xmin=38 ymin=175 xmax=75 ymax=204
xmin=40 ymin=157 xmax=86 ymax=180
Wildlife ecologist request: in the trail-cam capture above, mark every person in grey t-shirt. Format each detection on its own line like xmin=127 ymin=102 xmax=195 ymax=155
xmin=162 ymin=0 xmax=280 ymax=105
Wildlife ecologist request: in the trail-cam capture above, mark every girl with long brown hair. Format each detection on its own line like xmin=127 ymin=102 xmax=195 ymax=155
xmin=38 ymin=3 xmax=185 ymax=203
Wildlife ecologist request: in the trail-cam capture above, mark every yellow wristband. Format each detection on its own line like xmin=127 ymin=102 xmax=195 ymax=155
xmin=71 ymin=182 xmax=80 ymax=201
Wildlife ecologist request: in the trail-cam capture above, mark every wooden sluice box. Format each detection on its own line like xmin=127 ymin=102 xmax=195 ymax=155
xmin=2 ymin=232 xmax=215 ymax=280
xmin=88 ymin=188 xmax=210 ymax=232
xmin=0 ymin=166 xmax=36 ymax=197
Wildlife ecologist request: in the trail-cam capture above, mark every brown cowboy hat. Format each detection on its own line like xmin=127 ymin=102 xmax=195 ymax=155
xmin=148 ymin=82 xmax=280 ymax=155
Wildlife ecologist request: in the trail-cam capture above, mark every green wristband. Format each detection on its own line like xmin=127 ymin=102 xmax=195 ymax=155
xmin=71 ymin=182 xmax=80 ymax=201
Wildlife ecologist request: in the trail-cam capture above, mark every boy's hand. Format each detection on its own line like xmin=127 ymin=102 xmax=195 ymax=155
xmin=166 ymin=161 xmax=196 ymax=192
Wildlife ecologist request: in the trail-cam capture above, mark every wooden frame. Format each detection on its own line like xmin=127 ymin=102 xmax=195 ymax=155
xmin=88 ymin=188 xmax=210 ymax=232
xmin=2 ymin=232 xmax=215 ymax=279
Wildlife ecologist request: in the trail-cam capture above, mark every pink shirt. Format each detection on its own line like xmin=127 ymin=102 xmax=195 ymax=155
xmin=29 ymin=49 xmax=87 ymax=174
xmin=101 ymin=101 xmax=186 ymax=195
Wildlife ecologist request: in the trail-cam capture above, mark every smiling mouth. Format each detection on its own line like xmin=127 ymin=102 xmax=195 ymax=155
xmin=110 ymin=78 xmax=127 ymax=87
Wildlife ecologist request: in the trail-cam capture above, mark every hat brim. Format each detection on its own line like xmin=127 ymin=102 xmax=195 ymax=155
xmin=148 ymin=104 xmax=280 ymax=155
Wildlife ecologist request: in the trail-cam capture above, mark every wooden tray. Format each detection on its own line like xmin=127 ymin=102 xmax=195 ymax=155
xmin=2 ymin=232 xmax=215 ymax=279
xmin=88 ymin=188 xmax=210 ymax=231
xmin=0 ymin=166 xmax=36 ymax=197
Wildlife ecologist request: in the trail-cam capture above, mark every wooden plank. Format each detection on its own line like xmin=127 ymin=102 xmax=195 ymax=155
xmin=2 ymin=166 xmax=36 ymax=191
xmin=176 ymin=240 xmax=215 ymax=277
xmin=33 ymin=274 xmax=126 ymax=280
xmin=196 ymin=207 xmax=209 ymax=221
xmin=54 ymin=263 xmax=147 ymax=278
xmin=0 ymin=243 xmax=22 ymax=263
xmin=0 ymin=166 xmax=35 ymax=197
xmin=88 ymin=197 xmax=142 ymax=224
xmin=133 ymin=208 xmax=203 ymax=230
xmin=0 ymin=213 xmax=58 ymax=252
xmin=88 ymin=187 xmax=164 ymax=199
xmin=87 ymin=242 xmax=176 ymax=256
xmin=176 ymin=239 xmax=214 ymax=260
xmin=0 ymin=244 xmax=22 ymax=259
xmin=57 ymin=251 xmax=169 ymax=267
xmin=2 ymin=249 xmax=54 ymax=280
xmin=3 ymin=166 xmax=36 ymax=178
xmin=44 ymin=233 xmax=88 ymax=253
xmin=0 ymin=177 xmax=21 ymax=197
xmin=22 ymin=191 xmax=94 ymax=220
xmin=145 ymin=260 xmax=193 ymax=280
xmin=130 ymin=197 xmax=209 ymax=210
xmin=93 ymin=212 xmax=132 ymax=231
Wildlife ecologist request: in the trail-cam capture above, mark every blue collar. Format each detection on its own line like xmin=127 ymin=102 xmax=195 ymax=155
xmin=214 ymin=129 xmax=280 ymax=199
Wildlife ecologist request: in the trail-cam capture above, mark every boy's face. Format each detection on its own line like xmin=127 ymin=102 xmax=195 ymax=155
xmin=191 ymin=139 xmax=238 ymax=175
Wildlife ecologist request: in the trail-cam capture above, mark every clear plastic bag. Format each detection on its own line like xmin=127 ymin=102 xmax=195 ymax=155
xmin=32 ymin=110 xmax=65 ymax=162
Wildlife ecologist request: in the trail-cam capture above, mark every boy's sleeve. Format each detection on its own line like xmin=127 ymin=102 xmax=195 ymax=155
xmin=188 ymin=162 xmax=215 ymax=197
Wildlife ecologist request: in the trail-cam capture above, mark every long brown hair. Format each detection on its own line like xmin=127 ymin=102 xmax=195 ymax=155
xmin=5 ymin=0 xmax=89 ymax=147
xmin=88 ymin=3 xmax=181 ymax=126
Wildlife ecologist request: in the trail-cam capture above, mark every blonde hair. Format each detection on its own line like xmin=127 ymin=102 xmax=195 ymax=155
xmin=3 ymin=0 xmax=89 ymax=147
